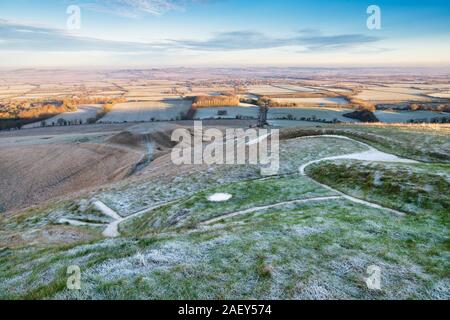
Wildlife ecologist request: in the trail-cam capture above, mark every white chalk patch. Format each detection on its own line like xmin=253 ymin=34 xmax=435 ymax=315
xmin=208 ymin=193 xmax=233 ymax=202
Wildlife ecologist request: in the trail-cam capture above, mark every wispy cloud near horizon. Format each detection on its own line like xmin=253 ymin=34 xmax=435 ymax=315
xmin=0 ymin=19 xmax=164 ymax=52
xmin=76 ymin=0 xmax=212 ymax=17
xmin=172 ymin=30 xmax=381 ymax=52
xmin=0 ymin=20 xmax=381 ymax=53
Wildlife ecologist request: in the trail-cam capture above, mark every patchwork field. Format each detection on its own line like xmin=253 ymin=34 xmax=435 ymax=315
xmin=268 ymin=107 xmax=358 ymax=122
xmin=99 ymin=100 xmax=192 ymax=123
xmin=374 ymin=110 xmax=449 ymax=123
xmin=24 ymin=105 xmax=103 ymax=128
xmin=355 ymin=86 xmax=432 ymax=102
xmin=428 ymin=92 xmax=450 ymax=99
xmin=271 ymin=97 xmax=348 ymax=105
xmin=196 ymin=106 xmax=259 ymax=120
xmin=248 ymin=85 xmax=304 ymax=95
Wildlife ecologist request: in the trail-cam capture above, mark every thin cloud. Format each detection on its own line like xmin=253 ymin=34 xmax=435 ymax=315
xmin=0 ymin=20 xmax=381 ymax=54
xmin=76 ymin=0 xmax=212 ymax=17
xmin=0 ymin=19 xmax=162 ymax=52
xmin=172 ymin=30 xmax=381 ymax=52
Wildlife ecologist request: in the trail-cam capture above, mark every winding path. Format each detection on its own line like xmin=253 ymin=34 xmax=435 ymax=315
xmin=61 ymin=134 xmax=419 ymax=236
xmin=102 ymin=201 xmax=177 ymax=238
xmin=200 ymin=196 xmax=343 ymax=226
xmin=297 ymin=135 xmax=418 ymax=216
xmin=298 ymin=135 xmax=417 ymax=175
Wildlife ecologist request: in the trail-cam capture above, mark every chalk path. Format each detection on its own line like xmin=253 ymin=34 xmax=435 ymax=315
xmin=61 ymin=135 xmax=417 ymax=236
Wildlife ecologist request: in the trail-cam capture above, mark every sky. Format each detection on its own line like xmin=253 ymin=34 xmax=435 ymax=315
xmin=0 ymin=0 xmax=449 ymax=68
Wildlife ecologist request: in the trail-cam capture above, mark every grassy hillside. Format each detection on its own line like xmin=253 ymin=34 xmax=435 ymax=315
xmin=307 ymin=161 xmax=450 ymax=219
xmin=0 ymin=124 xmax=448 ymax=300
xmin=281 ymin=124 xmax=450 ymax=162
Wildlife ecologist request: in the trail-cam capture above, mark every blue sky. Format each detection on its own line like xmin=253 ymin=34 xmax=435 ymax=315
xmin=0 ymin=0 xmax=449 ymax=67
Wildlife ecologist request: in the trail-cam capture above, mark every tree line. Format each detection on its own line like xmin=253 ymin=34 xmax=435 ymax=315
xmin=0 ymin=97 xmax=125 ymax=120
xmin=193 ymin=95 xmax=240 ymax=108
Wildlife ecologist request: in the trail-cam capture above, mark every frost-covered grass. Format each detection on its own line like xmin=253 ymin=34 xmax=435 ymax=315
xmin=99 ymin=164 xmax=263 ymax=216
xmin=278 ymin=136 xmax=368 ymax=174
xmin=0 ymin=200 xmax=108 ymax=249
xmin=338 ymin=124 xmax=450 ymax=162
xmin=1 ymin=127 xmax=448 ymax=300
xmin=1 ymin=198 xmax=448 ymax=299
xmin=282 ymin=124 xmax=450 ymax=162
xmin=120 ymin=174 xmax=336 ymax=235
xmin=307 ymin=160 xmax=450 ymax=220
xmin=0 ymin=200 xmax=113 ymax=235
xmin=98 ymin=136 xmax=368 ymax=216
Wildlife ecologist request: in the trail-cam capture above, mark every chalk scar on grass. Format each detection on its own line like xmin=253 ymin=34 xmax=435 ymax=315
xmin=207 ymin=193 xmax=233 ymax=202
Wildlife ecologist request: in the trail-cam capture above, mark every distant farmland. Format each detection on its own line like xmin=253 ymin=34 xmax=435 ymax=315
xmin=271 ymin=97 xmax=348 ymax=106
xmin=268 ymin=107 xmax=358 ymax=122
xmin=196 ymin=106 xmax=259 ymax=120
xmin=23 ymin=104 xmax=103 ymax=128
xmin=374 ymin=110 xmax=450 ymax=123
xmin=99 ymin=100 xmax=192 ymax=123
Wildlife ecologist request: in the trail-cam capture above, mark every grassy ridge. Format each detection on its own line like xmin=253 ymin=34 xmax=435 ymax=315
xmin=307 ymin=160 xmax=450 ymax=220
xmin=281 ymin=124 xmax=450 ymax=162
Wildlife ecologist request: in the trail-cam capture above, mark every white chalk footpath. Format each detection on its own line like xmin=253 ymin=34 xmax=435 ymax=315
xmin=60 ymin=135 xmax=417 ymax=236
xmin=299 ymin=135 xmax=417 ymax=175
xmin=298 ymin=135 xmax=418 ymax=216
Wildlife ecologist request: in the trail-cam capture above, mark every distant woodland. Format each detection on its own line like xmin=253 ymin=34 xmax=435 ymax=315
xmin=0 ymin=97 xmax=125 ymax=130
xmin=0 ymin=97 xmax=125 ymax=120
xmin=193 ymin=95 xmax=240 ymax=108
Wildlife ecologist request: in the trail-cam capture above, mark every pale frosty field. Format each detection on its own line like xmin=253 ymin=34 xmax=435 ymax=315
xmin=272 ymin=97 xmax=348 ymax=105
xmin=196 ymin=106 xmax=259 ymax=119
xmin=14 ymin=92 xmax=79 ymax=100
xmin=270 ymin=84 xmax=318 ymax=92
xmin=390 ymin=83 xmax=450 ymax=90
xmin=268 ymin=107 xmax=358 ymax=122
xmin=0 ymin=85 xmax=36 ymax=92
xmin=100 ymin=100 xmax=192 ymax=123
xmin=238 ymin=93 xmax=259 ymax=100
xmin=23 ymin=105 xmax=103 ymax=128
xmin=375 ymin=110 xmax=449 ymax=123
xmin=248 ymin=85 xmax=302 ymax=95
xmin=125 ymin=95 xmax=183 ymax=101
xmin=355 ymin=86 xmax=432 ymax=102
xmin=427 ymin=92 xmax=450 ymax=99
